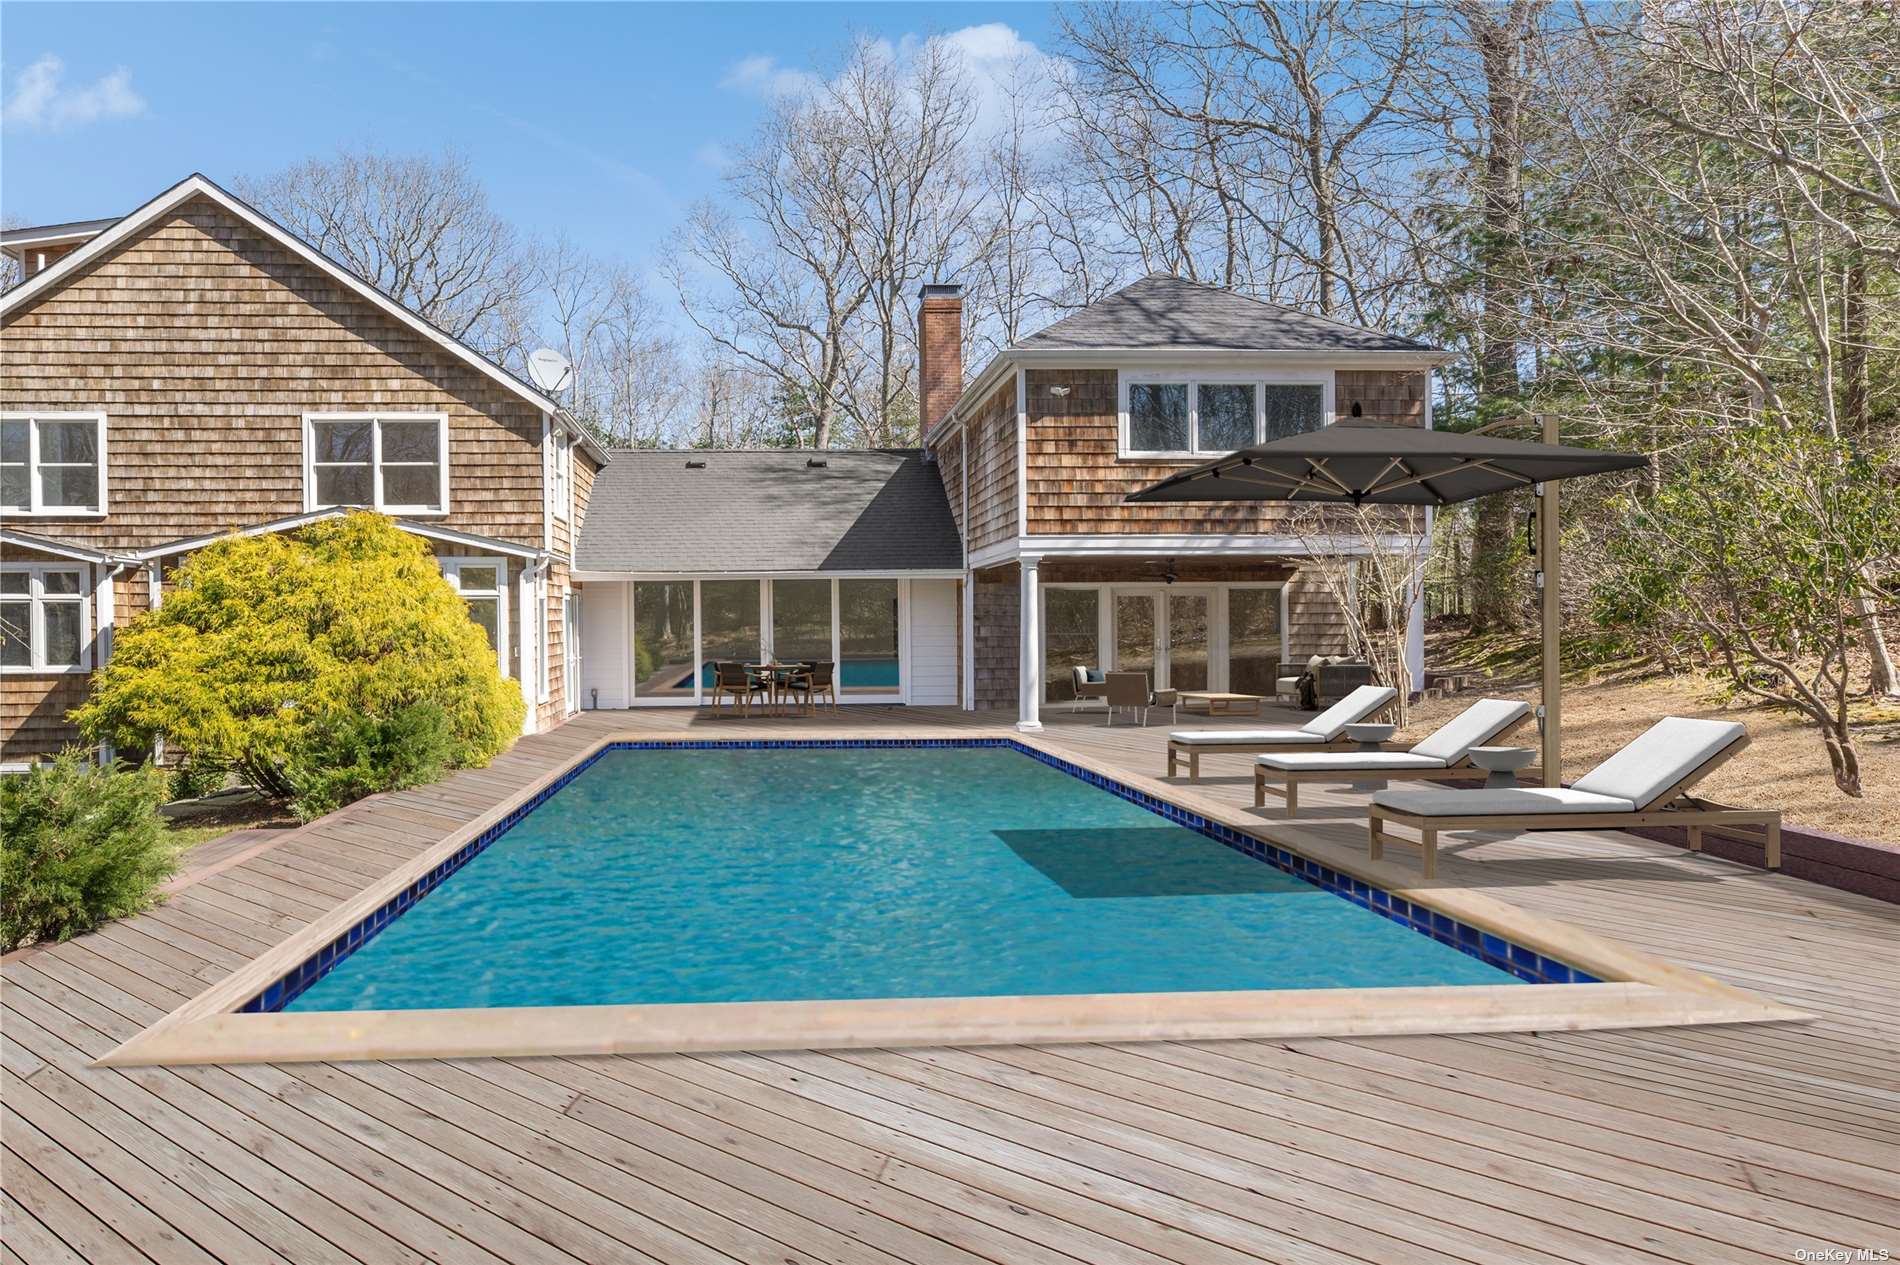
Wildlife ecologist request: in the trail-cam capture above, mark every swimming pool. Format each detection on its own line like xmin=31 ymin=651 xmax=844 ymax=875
xmin=104 ymin=735 xmax=1805 ymax=1067
xmin=273 ymin=742 xmax=1574 ymax=1015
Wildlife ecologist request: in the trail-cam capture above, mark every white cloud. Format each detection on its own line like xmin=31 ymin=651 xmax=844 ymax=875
xmin=719 ymin=54 xmax=820 ymax=101
xmin=2 ymin=54 xmax=145 ymax=130
xmin=721 ymin=24 xmax=1069 ymax=150
xmin=693 ymin=142 xmax=732 ymax=172
xmin=932 ymin=24 xmax=1070 ymax=149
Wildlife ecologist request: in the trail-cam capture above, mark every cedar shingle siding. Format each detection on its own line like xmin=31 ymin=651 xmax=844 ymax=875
xmin=1021 ymin=367 xmax=1428 ymax=536
xmin=1 ymin=196 xmax=546 ymax=550
xmin=1 ymin=193 xmax=560 ymax=760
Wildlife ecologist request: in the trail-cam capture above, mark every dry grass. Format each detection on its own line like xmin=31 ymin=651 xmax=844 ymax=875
xmin=1412 ymin=629 xmax=1900 ymax=847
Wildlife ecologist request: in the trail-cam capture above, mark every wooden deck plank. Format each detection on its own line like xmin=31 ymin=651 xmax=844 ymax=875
xmin=4 ymin=706 xmax=1896 ymax=1263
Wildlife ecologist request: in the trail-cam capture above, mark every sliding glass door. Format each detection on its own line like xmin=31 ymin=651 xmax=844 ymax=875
xmin=630 ymin=577 xmax=905 ymax=705
xmin=632 ymin=581 xmax=694 ymax=698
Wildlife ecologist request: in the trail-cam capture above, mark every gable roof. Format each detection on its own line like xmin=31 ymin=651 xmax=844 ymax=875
xmin=926 ymin=274 xmax=1449 ymax=445
xmin=575 ymin=449 xmax=963 ymax=574
xmin=0 ymin=529 xmax=136 ymax=566
xmin=1015 ymin=274 xmax=1440 ymax=355
xmin=131 ymin=508 xmax=547 ymax=563
xmin=0 ymin=173 xmax=607 ymax=464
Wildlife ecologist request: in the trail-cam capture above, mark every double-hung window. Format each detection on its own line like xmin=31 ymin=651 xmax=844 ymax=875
xmin=1 ymin=414 xmax=106 ymax=515
xmin=1120 ymin=374 xmax=1332 ymax=458
xmin=305 ymin=414 xmax=448 ymax=514
xmin=0 ymin=566 xmax=89 ymax=672
xmin=439 ymin=557 xmax=509 ymax=674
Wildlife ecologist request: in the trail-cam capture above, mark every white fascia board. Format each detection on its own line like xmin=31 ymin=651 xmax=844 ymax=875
xmin=131 ymin=508 xmax=546 ymax=563
xmin=969 ymin=533 xmax=1421 ymax=567
xmin=1009 ymin=348 xmax=1454 ymax=370
xmin=0 ymin=530 xmax=136 ymax=566
xmin=0 ymin=174 xmax=565 ymax=419
xmin=569 ymin=568 xmax=966 ymax=583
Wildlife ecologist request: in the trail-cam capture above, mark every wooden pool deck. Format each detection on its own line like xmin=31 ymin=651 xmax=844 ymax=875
xmin=4 ymin=705 xmax=1897 ymax=1264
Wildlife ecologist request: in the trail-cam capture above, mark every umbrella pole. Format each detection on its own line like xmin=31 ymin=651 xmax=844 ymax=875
xmin=1540 ymin=414 xmax=1562 ymax=787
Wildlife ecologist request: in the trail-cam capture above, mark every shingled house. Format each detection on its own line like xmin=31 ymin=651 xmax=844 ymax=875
xmin=1 ymin=174 xmax=605 ymax=764
xmin=2 ymin=172 xmax=1447 ymax=762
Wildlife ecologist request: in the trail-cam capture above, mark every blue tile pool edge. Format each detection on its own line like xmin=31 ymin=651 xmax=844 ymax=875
xmin=239 ymin=738 xmax=1602 ymax=1014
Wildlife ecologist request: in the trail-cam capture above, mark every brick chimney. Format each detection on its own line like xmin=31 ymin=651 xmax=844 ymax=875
xmin=917 ymin=283 xmax=964 ymax=437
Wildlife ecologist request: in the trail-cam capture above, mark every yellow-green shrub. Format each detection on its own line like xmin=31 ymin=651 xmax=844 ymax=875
xmin=76 ymin=512 xmax=524 ymax=815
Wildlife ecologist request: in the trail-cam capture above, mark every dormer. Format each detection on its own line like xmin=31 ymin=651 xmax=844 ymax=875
xmin=1 ymin=218 xmax=119 ymax=280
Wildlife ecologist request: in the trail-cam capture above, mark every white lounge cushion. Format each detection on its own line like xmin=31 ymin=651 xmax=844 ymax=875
xmin=1571 ymin=717 xmax=1745 ymax=810
xmin=1408 ymin=698 xmax=1532 ymax=765
xmin=1298 ymin=684 xmax=1398 ymax=739
xmin=1257 ymin=751 xmax=1447 ymax=772
xmin=1170 ymin=729 xmax=1323 ymax=746
xmin=1373 ymin=786 xmax=1637 ymax=817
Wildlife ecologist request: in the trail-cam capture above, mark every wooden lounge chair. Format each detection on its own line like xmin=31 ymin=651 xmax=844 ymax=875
xmin=1367 ymin=717 xmax=1781 ymax=879
xmin=1166 ymin=684 xmax=1399 ymax=782
xmin=782 ymin=661 xmax=837 ymax=713
xmin=1253 ymin=698 xmax=1533 ymax=817
xmin=710 ymin=660 xmax=766 ymax=716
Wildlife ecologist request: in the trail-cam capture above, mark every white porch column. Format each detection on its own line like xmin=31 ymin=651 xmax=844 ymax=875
xmin=1016 ymin=555 xmax=1043 ymax=732
xmin=961 ymin=572 xmax=976 ymax=711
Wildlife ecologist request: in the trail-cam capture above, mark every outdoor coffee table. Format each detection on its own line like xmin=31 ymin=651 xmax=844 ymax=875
xmin=1343 ymin=722 xmax=1399 ymax=791
xmin=1470 ymin=745 xmax=1537 ymax=789
xmin=1179 ymin=691 xmax=1264 ymax=716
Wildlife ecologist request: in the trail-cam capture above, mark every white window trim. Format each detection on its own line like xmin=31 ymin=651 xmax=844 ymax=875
xmin=0 ymin=413 xmax=108 ymax=518
xmin=1 ymin=563 xmax=92 ymax=674
xmin=439 ymin=556 xmax=510 ymax=676
xmin=551 ymin=432 xmax=573 ymax=523
xmin=302 ymin=413 xmax=450 ymax=517
xmin=1117 ymin=371 xmax=1335 ymax=460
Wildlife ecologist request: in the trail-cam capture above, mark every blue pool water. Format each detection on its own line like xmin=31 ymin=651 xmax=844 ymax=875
xmin=285 ymin=747 xmax=1521 ymax=1012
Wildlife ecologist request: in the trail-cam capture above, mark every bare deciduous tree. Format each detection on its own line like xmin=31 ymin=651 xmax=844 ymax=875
xmin=238 ymin=150 xmax=534 ymax=360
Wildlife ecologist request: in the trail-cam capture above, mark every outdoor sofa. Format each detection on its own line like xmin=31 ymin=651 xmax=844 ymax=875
xmin=1253 ymin=697 xmax=1533 ymax=817
xmin=1165 ymin=684 xmax=1398 ymax=782
xmin=1366 ymin=716 xmax=1782 ymax=879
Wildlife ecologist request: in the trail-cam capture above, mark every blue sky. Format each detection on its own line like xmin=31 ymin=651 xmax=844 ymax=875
xmin=1 ymin=2 xmax=1063 ymax=267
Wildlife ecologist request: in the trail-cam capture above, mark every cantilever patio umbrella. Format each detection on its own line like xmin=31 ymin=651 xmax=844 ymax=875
xmin=1126 ymin=415 xmax=1649 ymax=785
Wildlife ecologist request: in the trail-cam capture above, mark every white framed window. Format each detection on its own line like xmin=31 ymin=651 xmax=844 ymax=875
xmin=304 ymin=413 xmax=449 ymax=515
xmin=1 ymin=413 xmax=107 ymax=516
xmin=550 ymin=431 xmax=572 ymax=522
xmin=0 ymin=565 xmax=91 ymax=672
xmin=439 ymin=556 xmax=509 ymax=675
xmin=1118 ymin=372 xmax=1333 ymax=458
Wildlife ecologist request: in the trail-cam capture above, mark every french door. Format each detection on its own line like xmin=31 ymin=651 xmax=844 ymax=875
xmin=1110 ymin=587 xmax=1212 ymax=691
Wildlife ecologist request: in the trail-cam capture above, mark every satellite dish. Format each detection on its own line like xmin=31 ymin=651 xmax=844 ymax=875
xmin=527 ymin=347 xmax=573 ymax=394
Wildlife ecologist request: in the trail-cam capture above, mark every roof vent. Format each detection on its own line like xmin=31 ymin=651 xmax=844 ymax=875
xmin=806 ymin=457 xmax=829 ymax=468
xmin=685 ymin=459 xmax=707 ymax=469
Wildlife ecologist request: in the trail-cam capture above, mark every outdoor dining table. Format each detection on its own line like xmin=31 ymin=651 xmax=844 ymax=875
xmin=746 ymin=663 xmax=807 ymax=716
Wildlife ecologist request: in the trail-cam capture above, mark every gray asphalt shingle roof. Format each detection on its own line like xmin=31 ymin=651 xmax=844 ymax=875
xmin=1014 ymin=274 xmax=1440 ymax=354
xmin=575 ymin=448 xmax=963 ymax=573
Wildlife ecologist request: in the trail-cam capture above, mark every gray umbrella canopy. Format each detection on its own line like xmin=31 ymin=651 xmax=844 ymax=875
xmin=1124 ymin=417 xmax=1648 ymax=506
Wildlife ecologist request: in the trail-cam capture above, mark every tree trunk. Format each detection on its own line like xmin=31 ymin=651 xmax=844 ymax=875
xmin=1822 ymin=728 xmax=1863 ymax=798
xmin=1464 ymin=3 xmax=1530 ymax=632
